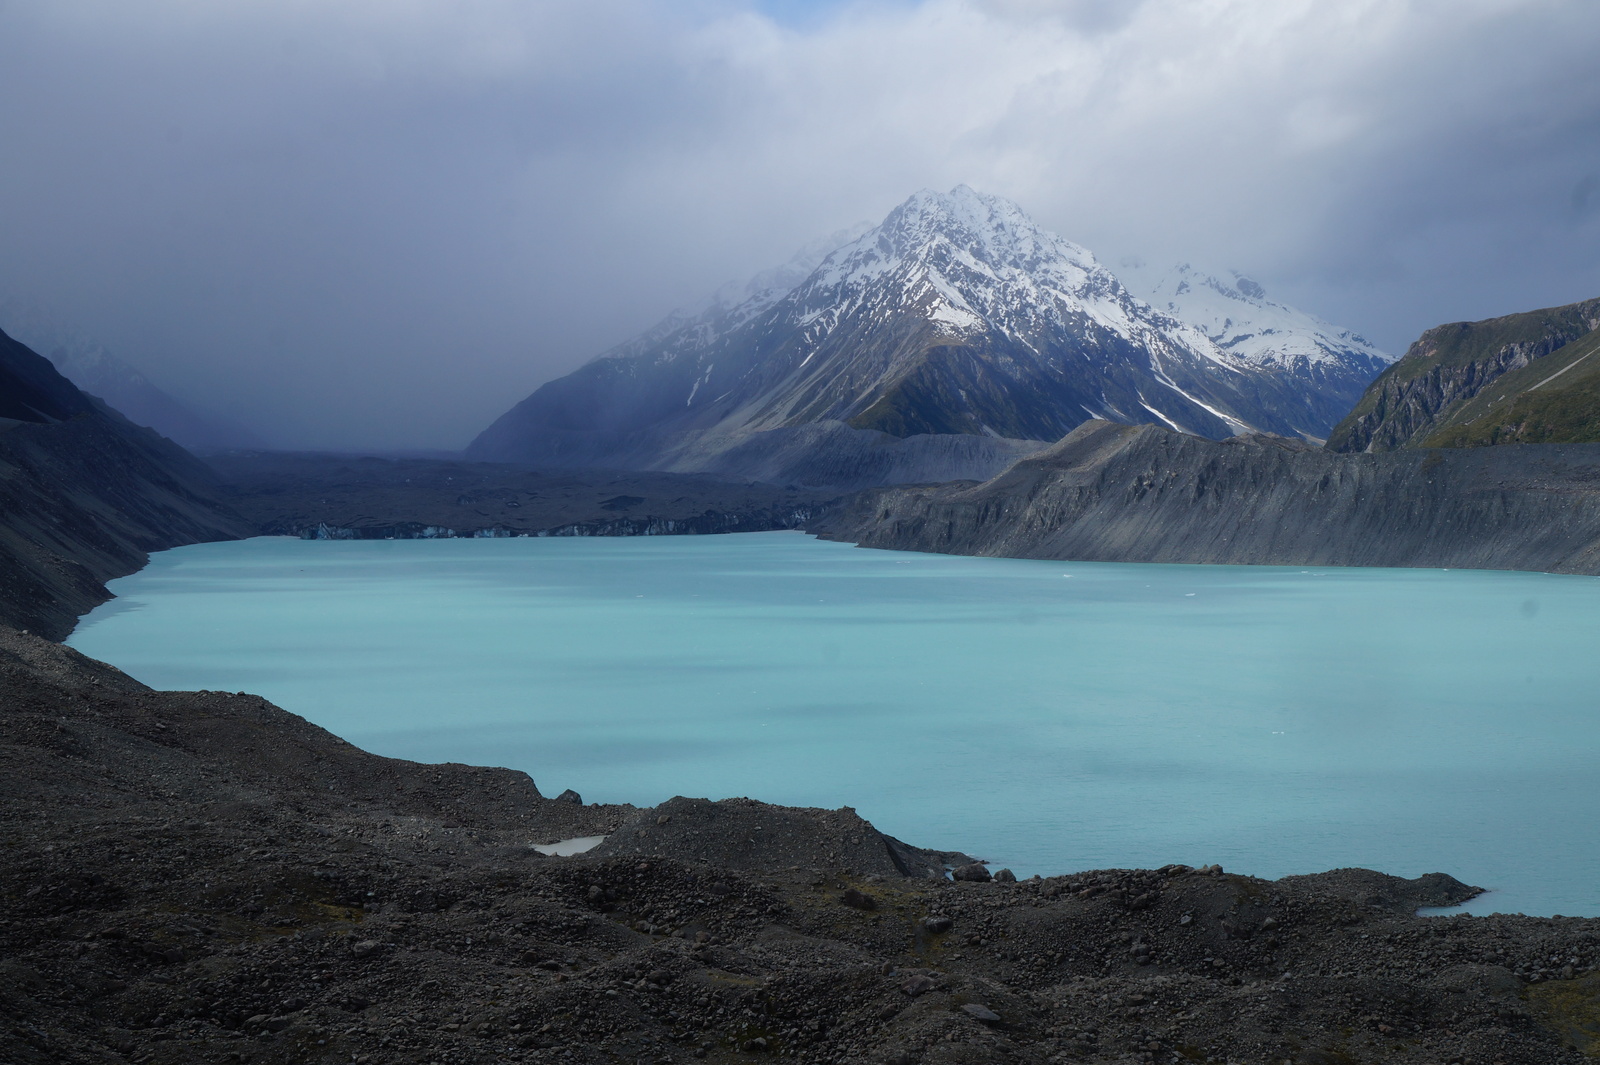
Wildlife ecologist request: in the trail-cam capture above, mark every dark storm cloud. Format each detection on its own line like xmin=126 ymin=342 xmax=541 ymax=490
xmin=0 ymin=0 xmax=740 ymax=448
xmin=1 ymin=0 xmax=1597 ymax=449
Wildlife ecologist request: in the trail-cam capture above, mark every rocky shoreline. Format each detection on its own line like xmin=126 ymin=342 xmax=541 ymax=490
xmin=290 ymin=507 xmax=824 ymax=542
xmin=7 ymin=625 xmax=1600 ymax=1065
xmin=0 ymin=411 xmax=250 ymax=640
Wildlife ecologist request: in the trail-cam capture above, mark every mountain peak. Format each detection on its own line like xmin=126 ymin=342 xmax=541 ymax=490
xmin=869 ymin=185 xmax=1094 ymax=271
xmin=791 ymin=186 xmax=1115 ymax=343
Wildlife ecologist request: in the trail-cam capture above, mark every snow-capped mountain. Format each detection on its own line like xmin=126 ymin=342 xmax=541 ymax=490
xmin=1123 ymin=260 xmax=1391 ymax=384
xmin=470 ymin=187 xmax=1387 ymax=484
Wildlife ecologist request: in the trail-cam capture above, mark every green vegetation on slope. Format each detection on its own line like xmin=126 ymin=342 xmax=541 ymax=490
xmin=1325 ymin=297 xmax=1600 ymax=452
xmin=1424 ymin=327 xmax=1600 ymax=446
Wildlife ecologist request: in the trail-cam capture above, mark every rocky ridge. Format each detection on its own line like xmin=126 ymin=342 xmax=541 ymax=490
xmin=1421 ymin=326 xmax=1600 ymax=448
xmin=814 ymin=419 xmax=1600 ymax=573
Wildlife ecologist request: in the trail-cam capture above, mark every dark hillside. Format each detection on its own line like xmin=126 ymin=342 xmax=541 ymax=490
xmin=0 ymin=324 xmax=95 ymax=423
xmin=0 ymin=326 xmax=249 ymax=637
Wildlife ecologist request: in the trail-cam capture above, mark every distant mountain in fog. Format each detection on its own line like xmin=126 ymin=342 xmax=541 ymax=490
xmin=470 ymin=187 xmax=1391 ymax=486
xmin=0 ymin=305 xmax=259 ymax=450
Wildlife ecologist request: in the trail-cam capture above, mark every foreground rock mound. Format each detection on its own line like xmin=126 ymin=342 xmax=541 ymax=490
xmin=818 ymin=419 xmax=1600 ymax=573
xmin=1278 ymin=868 xmax=1486 ymax=914
xmin=594 ymin=796 xmax=974 ymax=880
xmin=5 ymin=625 xmax=1600 ymax=1065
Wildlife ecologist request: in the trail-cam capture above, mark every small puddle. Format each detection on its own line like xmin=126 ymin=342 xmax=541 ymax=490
xmin=532 ymin=835 xmax=606 ymax=856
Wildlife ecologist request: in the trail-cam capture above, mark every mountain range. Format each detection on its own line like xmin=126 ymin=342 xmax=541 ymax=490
xmin=6 ymin=228 xmax=1600 ymax=1065
xmin=469 ymin=187 xmax=1391 ymax=487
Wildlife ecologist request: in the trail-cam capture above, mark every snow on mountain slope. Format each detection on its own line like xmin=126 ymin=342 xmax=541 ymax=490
xmin=706 ymin=224 xmax=876 ymax=325
xmin=703 ymin=185 xmax=1284 ymax=440
xmin=471 ymin=188 xmax=1386 ymax=482
xmin=784 ymin=188 xmax=1238 ymax=366
xmin=1125 ymin=262 xmax=1392 ymax=374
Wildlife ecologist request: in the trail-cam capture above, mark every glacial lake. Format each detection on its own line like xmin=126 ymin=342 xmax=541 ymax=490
xmin=70 ymin=532 xmax=1600 ymax=916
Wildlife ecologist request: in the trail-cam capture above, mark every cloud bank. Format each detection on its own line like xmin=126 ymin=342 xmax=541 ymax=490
xmin=1 ymin=0 xmax=1597 ymax=448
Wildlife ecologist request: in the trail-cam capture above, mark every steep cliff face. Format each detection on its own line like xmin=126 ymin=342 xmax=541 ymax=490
xmin=1326 ymin=298 xmax=1600 ymax=452
xmin=816 ymin=420 xmax=1600 ymax=573
xmin=0 ymin=326 xmax=249 ymax=638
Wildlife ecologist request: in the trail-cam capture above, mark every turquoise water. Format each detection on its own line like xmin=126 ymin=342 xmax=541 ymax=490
xmin=69 ymin=532 xmax=1600 ymax=916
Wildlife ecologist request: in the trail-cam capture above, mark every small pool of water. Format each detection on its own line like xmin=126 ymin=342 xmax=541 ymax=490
xmin=70 ymin=532 xmax=1600 ymax=915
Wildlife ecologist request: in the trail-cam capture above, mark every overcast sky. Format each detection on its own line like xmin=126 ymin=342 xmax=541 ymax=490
xmin=2 ymin=0 xmax=1598 ymax=450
